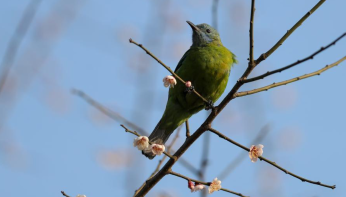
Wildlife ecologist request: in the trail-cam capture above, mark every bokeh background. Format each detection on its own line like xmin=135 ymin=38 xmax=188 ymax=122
xmin=0 ymin=0 xmax=345 ymax=197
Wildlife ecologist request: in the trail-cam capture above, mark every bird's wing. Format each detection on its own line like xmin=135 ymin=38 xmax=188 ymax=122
xmin=174 ymin=49 xmax=191 ymax=73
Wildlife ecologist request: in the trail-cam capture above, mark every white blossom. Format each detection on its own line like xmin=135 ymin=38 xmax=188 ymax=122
xmin=192 ymin=183 xmax=205 ymax=192
xmin=151 ymin=144 xmax=165 ymax=155
xmin=133 ymin=136 xmax=149 ymax=150
xmin=208 ymin=178 xmax=221 ymax=194
xmin=249 ymin=144 xmax=264 ymax=162
xmin=163 ymin=75 xmax=177 ymax=88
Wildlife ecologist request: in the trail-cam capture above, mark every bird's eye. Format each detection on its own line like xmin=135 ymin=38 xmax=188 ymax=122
xmin=206 ymin=29 xmax=211 ymax=33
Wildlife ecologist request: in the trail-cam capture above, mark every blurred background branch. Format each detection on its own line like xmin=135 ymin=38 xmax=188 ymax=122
xmin=0 ymin=0 xmax=42 ymax=95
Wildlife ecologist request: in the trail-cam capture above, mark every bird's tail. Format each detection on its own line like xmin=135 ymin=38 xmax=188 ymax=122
xmin=142 ymin=120 xmax=172 ymax=159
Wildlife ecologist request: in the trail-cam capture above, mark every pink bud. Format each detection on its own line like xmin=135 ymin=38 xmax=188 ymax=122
xmin=188 ymin=180 xmax=194 ymax=190
xmin=185 ymin=81 xmax=192 ymax=88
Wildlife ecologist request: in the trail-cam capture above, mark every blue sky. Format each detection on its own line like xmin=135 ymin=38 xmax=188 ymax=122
xmin=0 ymin=0 xmax=345 ymax=197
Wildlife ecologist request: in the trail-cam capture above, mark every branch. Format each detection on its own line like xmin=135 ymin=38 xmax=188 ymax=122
xmin=255 ymin=0 xmax=326 ymax=65
xmin=244 ymin=32 xmax=346 ymax=83
xmin=129 ymin=38 xmax=209 ymax=104
xmin=168 ymin=171 xmax=248 ymax=197
xmin=249 ymin=0 xmax=255 ymax=65
xmin=61 ymin=191 xmax=70 ymax=197
xmin=237 ymin=56 xmax=346 ymax=97
xmin=0 ymin=0 xmax=42 ymax=95
xmin=208 ymin=127 xmax=336 ymax=189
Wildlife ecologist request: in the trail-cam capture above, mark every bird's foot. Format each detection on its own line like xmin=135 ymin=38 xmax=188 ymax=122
xmin=205 ymin=100 xmax=214 ymax=110
xmin=184 ymin=85 xmax=195 ymax=94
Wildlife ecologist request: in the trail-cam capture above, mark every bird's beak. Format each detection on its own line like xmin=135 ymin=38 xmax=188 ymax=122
xmin=186 ymin=21 xmax=200 ymax=32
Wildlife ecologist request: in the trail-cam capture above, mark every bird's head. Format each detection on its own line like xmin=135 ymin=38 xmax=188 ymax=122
xmin=187 ymin=21 xmax=221 ymax=47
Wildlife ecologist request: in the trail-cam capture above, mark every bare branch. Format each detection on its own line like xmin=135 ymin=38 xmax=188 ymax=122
xmin=237 ymin=56 xmax=346 ymax=97
xmin=249 ymin=0 xmax=256 ymax=66
xmin=255 ymin=0 xmax=326 ymax=65
xmin=208 ymin=127 xmax=336 ymax=189
xmin=245 ymin=32 xmax=346 ymax=83
xmin=168 ymin=171 xmax=248 ymax=197
xmin=129 ymin=38 xmax=209 ymax=104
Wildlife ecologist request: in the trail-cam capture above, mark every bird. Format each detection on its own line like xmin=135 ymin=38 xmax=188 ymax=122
xmin=143 ymin=21 xmax=237 ymax=159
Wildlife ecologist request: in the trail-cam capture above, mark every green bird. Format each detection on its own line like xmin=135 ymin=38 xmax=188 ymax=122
xmin=143 ymin=21 xmax=237 ymax=159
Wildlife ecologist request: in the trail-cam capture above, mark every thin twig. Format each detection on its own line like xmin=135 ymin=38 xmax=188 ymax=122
xmin=244 ymin=32 xmax=346 ymax=83
xmin=129 ymin=38 xmax=209 ymax=104
xmin=185 ymin=120 xmax=190 ymax=138
xmin=61 ymin=191 xmax=70 ymax=197
xmin=120 ymin=124 xmax=175 ymax=159
xmin=249 ymin=0 xmax=255 ymax=66
xmin=208 ymin=127 xmax=335 ymax=189
xmin=168 ymin=170 xmax=248 ymax=197
xmin=255 ymin=0 xmax=326 ymax=65
xmin=237 ymin=56 xmax=346 ymax=97
xmin=0 ymin=0 xmax=42 ymax=95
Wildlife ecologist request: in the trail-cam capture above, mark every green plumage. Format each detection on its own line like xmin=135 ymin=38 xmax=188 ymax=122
xmin=143 ymin=21 xmax=237 ymax=159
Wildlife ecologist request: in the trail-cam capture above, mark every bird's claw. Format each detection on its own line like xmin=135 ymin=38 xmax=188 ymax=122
xmin=205 ymin=100 xmax=214 ymax=110
xmin=184 ymin=85 xmax=195 ymax=94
